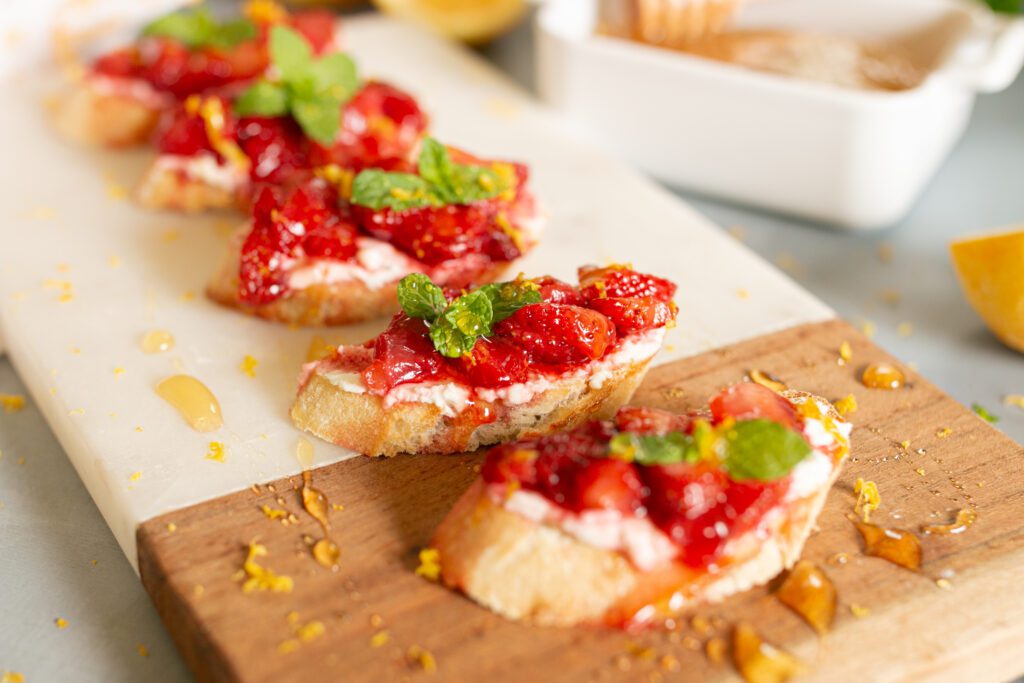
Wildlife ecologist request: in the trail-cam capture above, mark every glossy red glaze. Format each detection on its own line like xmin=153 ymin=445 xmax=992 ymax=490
xmin=614 ymin=406 xmax=692 ymax=436
xmin=450 ymin=338 xmax=531 ymax=388
xmin=494 ymin=303 xmax=617 ymax=365
xmin=238 ymin=180 xmax=358 ymax=305
xmin=588 ymin=296 xmax=676 ymax=335
xmin=363 ymin=315 xmax=452 ymax=393
xmin=236 ymin=115 xmax=311 ymax=184
xmin=579 ymin=266 xmax=677 ymax=302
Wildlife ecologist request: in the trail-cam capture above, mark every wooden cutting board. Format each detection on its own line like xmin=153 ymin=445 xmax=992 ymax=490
xmin=138 ymin=319 xmax=1024 ymax=683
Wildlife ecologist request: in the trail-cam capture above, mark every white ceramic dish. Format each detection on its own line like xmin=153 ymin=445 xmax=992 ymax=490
xmin=0 ymin=12 xmax=830 ymax=566
xmin=537 ymin=0 xmax=1024 ymax=229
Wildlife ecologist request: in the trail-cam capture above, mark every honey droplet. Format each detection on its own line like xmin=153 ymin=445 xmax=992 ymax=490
xmin=155 ymin=375 xmax=223 ymax=432
xmin=732 ymin=623 xmax=804 ymax=683
xmin=861 ymin=363 xmax=905 ymax=390
xmin=775 ymin=561 xmax=836 ymax=634
xmin=749 ymin=370 xmax=787 ymax=393
xmin=312 ymin=538 xmax=340 ymax=568
xmin=296 ymin=437 xmax=314 ymax=470
xmin=921 ymin=508 xmax=977 ymax=536
xmin=141 ymin=330 xmax=175 ymax=354
xmin=301 ymin=470 xmax=331 ymax=531
xmin=705 ymin=636 xmax=727 ymax=665
xmin=855 ymin=521 xmax=922 ymax=570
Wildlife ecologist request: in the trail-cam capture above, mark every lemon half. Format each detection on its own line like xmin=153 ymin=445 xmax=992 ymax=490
xmin=372 ymin=0 xmax=527 ymax=43
xmin=950 ymin=227 xmax=1024 ymax=353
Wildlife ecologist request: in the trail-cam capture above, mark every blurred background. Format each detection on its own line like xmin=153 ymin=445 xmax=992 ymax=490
xmin=1 ymin=0 xmax=1022 ymax=681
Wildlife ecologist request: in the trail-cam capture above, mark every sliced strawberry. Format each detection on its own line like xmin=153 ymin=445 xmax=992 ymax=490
xmin=495 ymin=303 xmax=616 ymax=366
xmin=237 ymin=116 xmax=310 ymax=185
xmin=363 ymin=315 xmax=451 ymax=393
xmin=531 ymin=276 xmax=583 ymax=306
xmin=614 ymin=406 xmax=692 ymax=436
xmin=709 ymin=382 xmax=802 ymax=431
xmin=290 ymin=10 xmax=337 ymax=54
xmin=588 ymin=296 xmax=675 ymax=334
xmin=567 ymin=458 xmax=645 ymax=513
xmin=450 ymin=338 xmax=530 ymax=388
xmin=481 ymin=441 xmax=540 ymax=487
xmin=356 ymin=203 xmax=521 ymax=266
xmin=579 ymin=265 xmax=677 ymax=302
xmin=155 ymin=104 xmax=215 ymax=157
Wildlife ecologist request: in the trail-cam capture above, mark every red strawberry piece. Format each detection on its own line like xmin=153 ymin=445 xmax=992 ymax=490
xmin=708 ymin=382 xmax=802 ymax=431
xmin=92 ymin=47 xmax=138 ymax=79
xmin=481 ymin=441 xmax=540 ymax=487
xmin=531 ymin=276 xmax=583 ymax=305
xmin=642 ymin=463 xmax=783 ymax=566
xmin=155 ymin=104 xmax=215 ymax=157
xmin=614 ymin=406 xmax=692 ymax=436
xmin=588 ymin=296 xmax=675 ymax=335
xmin=450 ymin=338 xmax=530 ymax=388
xmin=579 ymin=265 xmax=677 ymax=303
xmin=567 ymin=457 xmax=645 ymax=513
xmin=495 ymin=303 xmax=616 ymax=366
xmin=289 ymin=10 xmax=338 ymax=54
xmin=237 ymin=116 xmax=310 ymax=184
xmin=363 ymin=315 xmax=451 ymax=393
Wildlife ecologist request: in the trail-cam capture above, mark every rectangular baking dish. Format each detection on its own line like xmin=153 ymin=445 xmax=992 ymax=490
xmin=537 ymin=0 xmax=1024 ymax=229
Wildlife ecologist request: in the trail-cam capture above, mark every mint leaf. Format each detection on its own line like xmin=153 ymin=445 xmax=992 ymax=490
xmin=269 ymin=25 xmax=313 ymax=83
xmin=351 ymin=137 xmax=511 ymax=212
xmin=609 ymin=431 xmax=700 ymax=465
xmin=984 ymin=0 xmax=1022 ymax=14
xmin=722 ymin=419 xmax=811 ymax=482
xmin=350 ymin=170 xmax=440 ymax=211
xmin=397 ymin=274 xmax=447 ymax=321
xmin=208 ymin=18 xmax=257 ymax=49
xmin=143 ymin=6 xmax=255 ymax=50
xmin=429 ymin=291 xmax=494 ymax=358
xmin=971 ymin=403 xmax=999 ymax=423
xmin=478 ymin=281 xmax=541 ymax=323
xmin=309 ymin=53 xmax=359 ymax=102
xmin=292 ymin=97 xmax=341 ymax=146
xmin=234 ymin=81 xmax=289 ymax=117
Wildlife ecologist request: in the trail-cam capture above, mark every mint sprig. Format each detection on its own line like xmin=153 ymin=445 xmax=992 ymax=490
xmin=234 ymin=26 xmax=359 ymax=145
xmin=722 ymin=419 xmax=811 ymax=481
xmin=351 ymin=138 xmax=513 ymax=212
xmin=142 ymin=6 xmax=256 ymax=50
xmin=395 ymin=274 xmax=541 ymax=358
xmin=608 ymin=431 xmax=701 ymax=466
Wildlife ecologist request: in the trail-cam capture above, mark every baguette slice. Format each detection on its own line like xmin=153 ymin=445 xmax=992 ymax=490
xmin=55 ymin=77 xmax=166 ymax=147
xmin=430 ymin=389 xmax=850 ymax=627
xmin=291 ymin=346 xmax=657 ymax=457
xmin=137 ymin=154 xmax=248 ymax=213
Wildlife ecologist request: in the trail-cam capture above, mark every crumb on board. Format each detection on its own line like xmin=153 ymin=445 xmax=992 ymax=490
xmin=370 ymin=630 xmax=390 ymax=648
xmin=55 ymin=617 xmax=67 ymax=629
xmin=407 ymin=645 xmax=437 ymax=674
xmin=850 ymin=604 xmax=870 ymax=618
xmin=0 ymin=394 xmax=26 ymax=413
xmin=206 ymin=442 xmax=225 ymax=462
xmin=835 ymin=394 xmax=857 ymax=415
xmin=415 ymin=548 xmax=441 ymax=582
xmin=241 ymin=541 xmax=293 ymax=594
xmin=854 ymin=478 xmax=880 ymax=523
xmin=240 ymin=355 xmax=258 ymax=378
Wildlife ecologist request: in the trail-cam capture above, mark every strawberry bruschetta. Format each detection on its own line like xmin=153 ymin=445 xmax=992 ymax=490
xmin=430 ymin=383 xmax=851 ymax=627
xmin=56 ymin=2 xmax=339 ymax=148
xmin=137 ymin=25 xmax=428 ymax=212
xmin=291 ymin=266 xmax=678 ymax=455
xmin=206 ymin=137 xmax=541 ymax=325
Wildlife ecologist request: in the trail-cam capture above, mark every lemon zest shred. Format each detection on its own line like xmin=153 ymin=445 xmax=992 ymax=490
xmin=854 ymin=478 xmax=880 ymax=522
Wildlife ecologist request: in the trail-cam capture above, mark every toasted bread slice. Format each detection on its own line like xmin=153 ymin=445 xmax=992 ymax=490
xmin=430 ymin=390 xmax=849 ymax=627
xmin=291 ymin=352 xmax=655 ymax=457
xmin=207 ymin=227 xmax=512 ymax=327
xmin=55 ymin=78 xmax=165 ymax=147
xmin=137 ymin=155 xmax=248 ymax=213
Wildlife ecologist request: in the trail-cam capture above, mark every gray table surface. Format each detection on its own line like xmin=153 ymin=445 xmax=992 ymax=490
xmin=2 ymin=13 xmax=1022 ymax=683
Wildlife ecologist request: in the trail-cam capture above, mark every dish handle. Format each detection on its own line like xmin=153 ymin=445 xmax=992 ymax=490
xmin=943 ymin=12 xmax=1024 ymax=93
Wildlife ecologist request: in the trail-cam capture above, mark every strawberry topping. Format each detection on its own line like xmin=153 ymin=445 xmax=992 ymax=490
xmin=481 ymin=391 xmax=810 ymax=569
xmin=494 ymin=303 xmax=617 ymax=366
xmin=709 ymin=382 xmax=802 ymax=431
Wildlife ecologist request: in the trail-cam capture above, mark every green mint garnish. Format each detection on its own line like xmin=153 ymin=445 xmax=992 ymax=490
xmin=721 ymin=419 xmax=811 ymax=482
xmin=396 ymin=274 xmax=447 ymax=321
xmin=350 ymin=137 xmax=512 ymax=211
xmin=234 ymin=26 xmax=359 ymax=145
xmin=142 ymin=5 xmax=256 ymax=50
xmin=608 ymin=431 xmax=701 ymax=466
xmin=984 ymin=0 xmax=1022 ymax=14
xmin=395 ymin=274 xmax=541 ymax=358
xmin=971 ymin=403 xmax=999 ymax=423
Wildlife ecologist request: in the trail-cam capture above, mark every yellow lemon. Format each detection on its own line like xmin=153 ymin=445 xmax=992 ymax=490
xmin=372 ymin=0 xmax=528 ymax=43
xmin=950 ymin=227 xmax=1024 ymax=353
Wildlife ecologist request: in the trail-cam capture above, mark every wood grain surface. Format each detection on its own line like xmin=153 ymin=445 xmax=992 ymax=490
xmin=137 ymin=320 xmax=1024 ymax=683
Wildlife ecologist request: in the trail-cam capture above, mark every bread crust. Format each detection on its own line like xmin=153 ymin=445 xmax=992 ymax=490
xmin=206 ymin=227 xmax=512 ymax=327
xmin=137 ymin=158 xmax=247 ymax=213
xmin=430 ymin=391 xmax=848 ymax=627
xmin=290 ymin=355 xmax=655 ymax=457
xmin=55 ymin=79 xmax=163 ymax=147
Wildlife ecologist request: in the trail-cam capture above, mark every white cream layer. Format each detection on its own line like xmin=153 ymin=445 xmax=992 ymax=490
xmin=286 ymin=237 xmax=424 ymax=291
xmin=153 ymin=153 xmax=248 ymax=192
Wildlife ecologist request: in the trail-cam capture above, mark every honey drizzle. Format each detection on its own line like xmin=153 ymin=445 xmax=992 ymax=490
xmin=775 ymin=561 xmax=836 ymax=634
xmin=732 ymin=623 xmax=804 ymax=683
xmin=301 ymin=470 xmax=339 ymax=569
xmin=155 ymin=375 xmax=222 ymax=432
xmin=140 ymin=329 xmax=175 ymax=353
xmin=921 ymin=508 xmax=976 ymax=536
xmin=860 ymin=363 xmax=906 ymax=390
xmin=855 ymin=521 xmax=922 ymax=570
